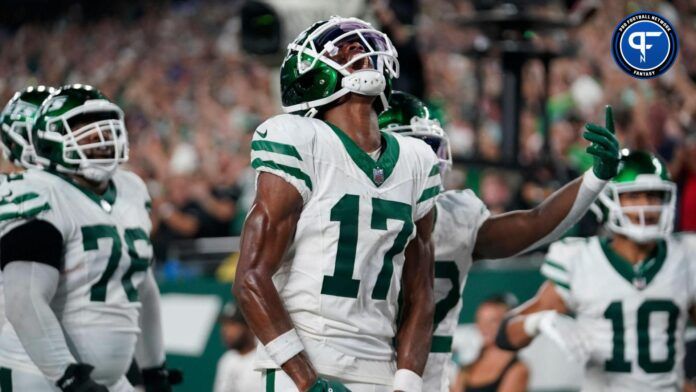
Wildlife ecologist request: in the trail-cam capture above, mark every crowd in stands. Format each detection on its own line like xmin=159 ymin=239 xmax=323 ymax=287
xmin=1 ymin=0 xmax=694 ymax=262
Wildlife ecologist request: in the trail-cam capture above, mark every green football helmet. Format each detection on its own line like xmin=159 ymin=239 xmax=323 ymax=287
xmin=598 ymin=149 xmax=676 ymax=243
xmin=379 ymin=91 xmax=452 ymax=174
xmin=32 ymin=84 xmax=128 ymax=182
xmin=280 ymin=16 xmax=399 ymax=116
xmin=0 ymin=85 xmax=55 ymax=167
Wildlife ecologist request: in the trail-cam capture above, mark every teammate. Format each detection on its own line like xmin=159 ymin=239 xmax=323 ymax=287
xmin=234 ymin=17 xmax=440 ymax=392
xmin=0 ymin=85 xmax=54 ymax=344
xmin=378 ymin=91 xmax=621 ymax=391
xmin=496 ymin=150 xmax=694 ymax=391
xmin=0 ymin=85 xmax=180 ymax=392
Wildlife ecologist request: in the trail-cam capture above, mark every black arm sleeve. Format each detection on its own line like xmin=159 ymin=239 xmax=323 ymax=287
xmin=0 ymin=220 xmax=63 ymax=270
xmin=495 ymin=316 xmax=519 ymax=351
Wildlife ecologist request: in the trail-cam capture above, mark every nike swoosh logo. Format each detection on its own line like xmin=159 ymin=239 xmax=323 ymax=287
xmin=256 ymin=129 xmax=268 ymax=138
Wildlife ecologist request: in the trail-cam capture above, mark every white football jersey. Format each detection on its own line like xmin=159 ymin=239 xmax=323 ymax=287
xmin=423 ymin=190 xmax=490 ymax=392
xmin=250 ymin=114 xmax=441 ymax=384
xmin=541 ymin=235 xmax=696 ymax=392
xmin=0 ymin=168 xmax=153 ymax=377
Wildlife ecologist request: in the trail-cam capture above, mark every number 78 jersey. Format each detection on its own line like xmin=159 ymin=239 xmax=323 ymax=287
xmin=250 ymin=114 xmax=441 ymax=382
xmin=0 ymin=169 xmax=153 ymax=373
xmin=541 ymin=235 xmax=696 ymax=392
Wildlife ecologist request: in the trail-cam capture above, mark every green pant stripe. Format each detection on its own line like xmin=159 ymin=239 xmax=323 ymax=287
xmin=430 ymin=335 xmax=454 ymax=353
xmin=0 ymin=367 xmax=12 ymax=392
xmin=266 ymin=369 xmax=276 ymax=392
xmin=251 ymin=158 xmax=313 ymax=191
xmin=252 ymin=141 xmax=303 ymax=161
xmin=418 ymin=186 xmax=440 ymax=203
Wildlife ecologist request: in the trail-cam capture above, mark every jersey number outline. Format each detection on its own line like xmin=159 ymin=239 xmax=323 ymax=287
xmin=321 ymin=194 xmax=414 ymax=300
xmin=82 ymin=225 xmax=152 ymax=302
xmin=604 ymin=299 xmax=679 ymax=373
xmin=433 ymin=261 xmax=460 ymax=327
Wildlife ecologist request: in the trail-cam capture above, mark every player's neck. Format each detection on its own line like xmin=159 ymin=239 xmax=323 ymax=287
xmin=69 ymin=174 xmax=109 ymax=195
xmin=323 ymin=95 xmax=381 ymax=153
xmin=611 ymin=235 xmax=657 ymax=265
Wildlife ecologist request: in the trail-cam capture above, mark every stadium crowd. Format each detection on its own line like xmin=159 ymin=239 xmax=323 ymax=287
xmin=0 ymin=0 xmax=694 ymax=260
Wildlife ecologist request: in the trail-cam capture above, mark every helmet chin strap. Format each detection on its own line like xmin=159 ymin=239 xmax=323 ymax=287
xmin=341 ymin=69 xmax=386 ymax=96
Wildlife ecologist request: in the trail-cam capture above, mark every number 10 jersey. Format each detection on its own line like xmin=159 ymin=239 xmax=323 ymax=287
xmin=250 ymin=114 xmax=441 ymax=384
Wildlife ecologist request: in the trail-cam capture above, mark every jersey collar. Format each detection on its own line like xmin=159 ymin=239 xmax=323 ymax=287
xmin=323 ymin=121 xmax=400 ymax=187
xmin=599 ymin=237 xmax=667 ymax=290
xmin=48 ymin=170 xmax=117 ymax=213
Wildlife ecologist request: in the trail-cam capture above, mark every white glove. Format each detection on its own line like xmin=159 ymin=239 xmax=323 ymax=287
xmin=523 ymin=310 xmax=590 ymax=364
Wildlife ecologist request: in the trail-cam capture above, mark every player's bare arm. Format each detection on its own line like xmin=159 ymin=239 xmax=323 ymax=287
xmin=234 ymin=172 xmax=317 ymax=390
xmin=473 ymin=106 xmax=620 ymax=261
xmin=497 ymin=281 xmax=568 ymax=350
xmin=396 ymin=208 xmax=436 ymax=379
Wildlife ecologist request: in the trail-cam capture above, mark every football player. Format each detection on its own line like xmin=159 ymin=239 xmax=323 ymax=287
xmin=0 ymin=85 xmax=180 ymax=392
xmin=496 ymin=150 xmax=695 ymax=391
xmin=0 ymin=85 xmax=54 ymax=348
xmin=378 ymin=91 xmax=621 ymax=391
xmin=234 ymin=17 xmax=440 ymax=392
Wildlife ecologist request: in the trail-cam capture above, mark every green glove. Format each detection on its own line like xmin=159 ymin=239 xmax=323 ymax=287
xmin=583 ymin=105 xmax=621 ymax=180
xmin=306 ymin=377 xmax=352 ymax=392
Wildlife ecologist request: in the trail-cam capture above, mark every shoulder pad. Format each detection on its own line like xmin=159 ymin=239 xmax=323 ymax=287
xmin=254 ymin=114 xmax=318 ymax=146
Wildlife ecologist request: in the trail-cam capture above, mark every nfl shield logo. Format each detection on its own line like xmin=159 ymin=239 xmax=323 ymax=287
xmin=633 ymin=277 xmax=646 ymax=290
xmin=373 ymin=167 xmax=385 ymax=185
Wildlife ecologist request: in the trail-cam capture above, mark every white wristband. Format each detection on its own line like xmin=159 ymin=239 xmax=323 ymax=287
xmin=523 ymin=310 xmax=555 ymax=337
xmin=264 ymin=329 xmax=304 ymax=367
xmin=393 ymin=368 xmax=423 ymax=392
xmin=581 ymin=169 xmax=607 ymax=193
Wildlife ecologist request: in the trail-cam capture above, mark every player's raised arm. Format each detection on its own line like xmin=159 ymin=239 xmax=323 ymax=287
xmin=233 ymin=172 xmax=317 ymax=390
xmin=395 ymin=208 xmax=436 ymax=388
xmin=473 ymin=106 xmax=621 ymax=260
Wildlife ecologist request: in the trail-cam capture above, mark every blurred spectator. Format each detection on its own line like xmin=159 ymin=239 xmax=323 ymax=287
xmin=452 ymin=295 xmax=528 ymax=392
xmin=671 ymin=133 xmax=696 ymax=231
xmin=213 ymin=302 xmax=261 ymax=392
xmin=479 ymin=170 xmax=513 ymax=215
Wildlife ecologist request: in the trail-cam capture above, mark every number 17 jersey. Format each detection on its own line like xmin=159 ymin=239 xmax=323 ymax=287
xmin=250 ymin=114 xmax=441 ymax=384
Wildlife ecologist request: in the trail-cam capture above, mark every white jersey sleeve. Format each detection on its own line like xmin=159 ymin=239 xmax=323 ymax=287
xmin=541 ymin=238 xmax=587 ymax=311
xmin=0 ymin=172 xmax=72 ymax=239
xmin=433 ymin=190 xmax=490 ymax=259
xmin=408 ymin=138 xmax=442 ymax=221
xmin=250 ymin=114 xmax=317 ymax=204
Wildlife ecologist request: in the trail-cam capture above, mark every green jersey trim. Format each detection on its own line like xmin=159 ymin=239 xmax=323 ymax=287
xmin=0 ymin=202 xmax=51 ymax=221
xmin=265 ymin=369 xmax=276 ymax=392
xmin=599 ymin=238 xmax=667 ymax=289
xmin=324 ymin=121 xmax=400 ymax=187
xmin=544 ymin=259 xmax=567 ymax=272
xmin=418 ymin=186 xmax=440 ymax=203
xmin=251 ymin=158 xmax=313 ymax=191
xmin=251 ymin=140 xmax=303 ymax=161
xmin=0 ymin=192 xmax=39 ymax=206
xmin=429 ymin=164 xmax=440 ymax=177
xmin=548 ymin=277 xmax=570 ymax=290
xmin=50 ymin=171 xmax=117 ymax=212
xmin=430 ymin=335 xmax=453 ymax=353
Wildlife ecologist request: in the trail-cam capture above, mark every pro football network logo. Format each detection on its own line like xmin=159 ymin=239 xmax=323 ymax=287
xmin=611 ymin=11 xmax=678 ymax=79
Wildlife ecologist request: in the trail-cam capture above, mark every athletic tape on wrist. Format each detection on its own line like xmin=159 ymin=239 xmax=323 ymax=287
xmin=264 ymin=329 xmax=304 ymax=367
xmin=393 ymin=368 xmax=422 ymax=392
xmin=581 ymin=169 xmax=607 ymax=194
